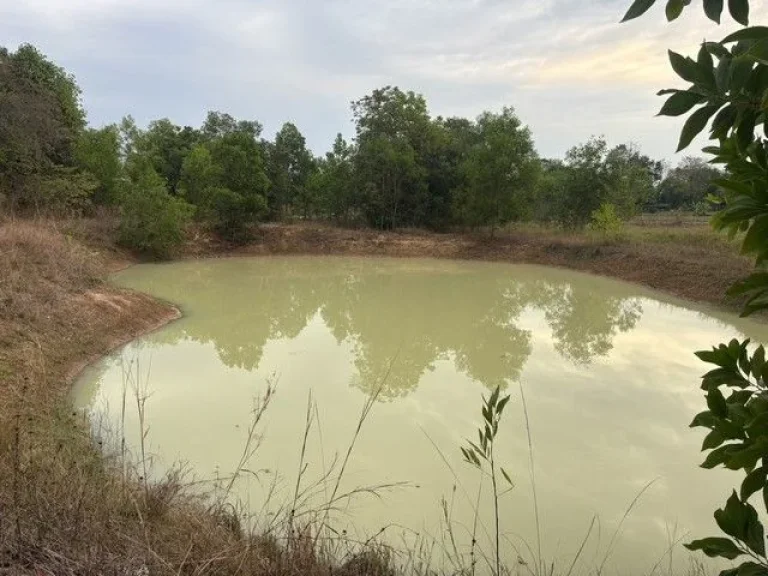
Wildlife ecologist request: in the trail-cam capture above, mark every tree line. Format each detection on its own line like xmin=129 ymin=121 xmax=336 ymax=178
xmin=0 ymin=44 xmax=722 ymax=255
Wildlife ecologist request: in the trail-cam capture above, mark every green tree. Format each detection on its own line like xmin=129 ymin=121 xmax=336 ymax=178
xmin=624 ymin=0 xmax=768 ymax=573
xmin=136 ymin=119 xmax=200 ymax=194
xmin=603 ymin=143 xmax=661 ymax=217
xmin=453 ymin=108 xmax=539 ymax=235
xmin=178 ymin=143 xmax=220 ymax=212
xmin=8 ymin=44 xmax=86 ymax=142
xmin=554 ymin=137 xmax=611 ymax=228
xmin=658 ymin=156 xmax=723 ymax=209
xmin=117 ymin=162 xmax=193 ymax=258
xmin=266 ymin=122 xmax=315 ymax=219
xmin=75 ymin=125 xmax=122 ymax=204
xmin=316 ymin=133 xmax=356 ymax=222
xmin=181 ymin=116 xmax=271 ymax=241
xmin=0 ymin=44 xmax=87 ymax=213
xmin=352 ymin=86 xmax=432 ymax=229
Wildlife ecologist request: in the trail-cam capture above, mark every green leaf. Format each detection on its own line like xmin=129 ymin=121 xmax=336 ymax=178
xmin=730 ymin=57 xmax=755 ymax=93
xmin=684 ymin=537 xmax=743 ymax=559
xmin=723 ymin=27 xmax=768 ymax=44
xmin=691 ymin=410 xmax=719 ymax=429
xmin=489 ymin=386 xmax=500 ymax=409
xmin=708 ymin=388 xmax=729 ymax=417
xmin=669 ymin=50 xmax=701 ymax=83
xmin=621 ymin=0 xmax=657 ymax=21
xmin=715 ymin=491 xmax=750 ymax=539
xmin=702 ymin=444 xmax=737 ymax=468
xmin=678 ymin=105 xmax=721 ymax=151
xmin=658 ymin=91 xmax=707 ymax=116
xmin=698 ymin=45 xmax=717 ymax=89
xmin=706 ymin=41 xmax=730 ymax=58
xmin=728 ymin=0 xmax=749 ymax=25
xmin=497 ymin=395 xmax=510 ymax=415
xmin=704 ymin=0 xmax=724 ymax=23
xmin=728 ymin=273 xmax=768 ymax=297
xmin=752 ymin=346 xmax=766 ymax=377
xmin=737 ymin=562 xmax=768 ymax=576
xmin=716 ymin=57 xmax=733 ymax=93
xmin=482 ymin=404 xmax=491 ymax=424
xmin=501 ymin=467 xmax=513 ymax=486
xmin=747 ymin=40 xmax=768 ymax=65
xmin=741 ymin=467 xmax=767 ymax=501
xmin=703 ymin=429 xmax=726 ymax=450
xmin=741 ymin=215 xmax=768 ymax=256
xmin=665 ymin=0 xmax=685 ymax=20
xmin=746 ymin=509 xmax=766 ymax=556
xmin=711 ymin=104 xmax=738 ymax=138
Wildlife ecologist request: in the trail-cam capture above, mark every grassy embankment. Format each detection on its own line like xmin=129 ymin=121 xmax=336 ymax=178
xmin=0 ymin=214 xmax=750 ymax=575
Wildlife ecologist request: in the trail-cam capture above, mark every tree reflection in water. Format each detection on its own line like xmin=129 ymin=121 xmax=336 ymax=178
xmin=139 ymin=258 xmax=644 ymax=398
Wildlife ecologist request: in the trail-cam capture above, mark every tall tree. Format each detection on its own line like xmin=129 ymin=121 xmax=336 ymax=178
xmin=75 ymin=125 xmax=122 ymax=204
xmin=453 ymin=108 xmax=539 ymax=235
xmin=266 ymin=122 xmax=315 ymax=219
xmin=603 ymin=143 xmax=662 ymax=217
xmin=313 ymin=133 xmax=356 ymax=222
xmin=0 ymin=44 xmax=86 ymax=213
xmin=658 ymin=157 xmax=722 ymax=209
xmin=352 ymin=86 xmax=432 ymax=228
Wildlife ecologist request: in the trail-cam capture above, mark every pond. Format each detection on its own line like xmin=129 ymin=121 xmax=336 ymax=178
xmin=72 ymin=256 xmax=768 ymax=574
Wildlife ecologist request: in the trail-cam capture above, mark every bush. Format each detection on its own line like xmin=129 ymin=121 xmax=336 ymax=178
xmin=210 ymin=186 xmax=267 ymax=243
xmin=588 ymin=202 xmax=624 ymax=240
xmin=117 ymin=177 xmax=193 ymax=258
xmin=692 ymin=200 xmax=710 ymax=217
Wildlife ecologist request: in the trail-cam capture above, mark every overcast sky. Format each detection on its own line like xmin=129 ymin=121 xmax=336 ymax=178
xmin=2 ymin=0 xmax=762 ymax=161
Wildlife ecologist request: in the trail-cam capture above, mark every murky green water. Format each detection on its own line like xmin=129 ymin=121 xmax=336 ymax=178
xmin=73 ymin=256 xmax=768 ymax=574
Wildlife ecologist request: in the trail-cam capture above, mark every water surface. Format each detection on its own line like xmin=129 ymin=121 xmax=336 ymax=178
xmin=73 ymin=256 xmax=768 ymax=574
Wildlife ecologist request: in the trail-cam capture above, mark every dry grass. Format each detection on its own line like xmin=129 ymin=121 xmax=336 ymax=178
xmin=0 ymin=219 xmax=401 ymax=575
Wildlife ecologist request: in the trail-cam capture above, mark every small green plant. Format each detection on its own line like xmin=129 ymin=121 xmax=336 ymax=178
xmin=692 ymin=200 xmax=711 ymax=217
xmin=461 ymin=386 xmax=513 ymax=576
xmin=118 ymin=173 xmax=194 ymax=259
xmin=685 ymin=339 xmax=768 ymax=570
xmin=588 ymin=202 xmax=624 ymax=240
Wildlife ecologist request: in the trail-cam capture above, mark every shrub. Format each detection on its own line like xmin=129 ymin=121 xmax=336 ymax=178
xmin=117 ymin=175 xmax=193 ymax=258
xmin=211 ymin=186 xmax=267 ymax=243
xmin=588 ymin=202 xmax=624 ymax=240
xmin=692 ymin=200 xmax=710 ymax=217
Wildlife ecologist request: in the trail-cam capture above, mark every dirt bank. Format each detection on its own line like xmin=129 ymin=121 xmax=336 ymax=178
xmin=180 ymin=223 xmax=751 ymax=309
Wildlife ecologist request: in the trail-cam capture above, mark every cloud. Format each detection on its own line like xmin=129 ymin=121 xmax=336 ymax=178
xmin=1 ymin=0 xmax=763 ymax=160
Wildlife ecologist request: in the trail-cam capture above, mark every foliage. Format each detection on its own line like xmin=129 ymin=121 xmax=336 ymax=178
xmin=266 ymin=122 xmax=315 ymax=219
xmin=589 ymin=203 xmax=625 ymax=239
xmin=210 ymin=186 xmax=267 ymax=243
xmin=603 ymin=143 xmax=661 ymax=216
xmin=552 ymin=137 xmax=612 ymax=228
xmin=75 ymin=125 xmax=121 ymax=204
xmin=313 ymin=134 xmax=357 ymax=222
xmin=624 ymin=0 xmax=768 ymax=574
xmin=178 ymin=143 xmax=220 ymax=212
xmin=117 ymin=164 xmax=193 ymax=258
xmin=352 ymin=86 xmax=431 ymax=229
xmin=38 ymin=168 xmax=98 ymax=214
xmin=461 ymin=386 xmax=513 ymax=576
xmin=453 ymin=108 xmax=539 ymax=235
xmin=658 ymin=157 xmax=723 ymax=209
xmin=0 ymin=44 xmax=85 ymax=214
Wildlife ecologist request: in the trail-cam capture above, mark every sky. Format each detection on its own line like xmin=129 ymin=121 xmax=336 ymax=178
xmin=2 ymin=0 xmax=763 ymax=161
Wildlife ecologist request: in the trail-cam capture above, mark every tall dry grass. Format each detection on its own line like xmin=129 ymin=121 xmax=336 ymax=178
xmin=0 ymin=219 xmax=399 ymax=575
